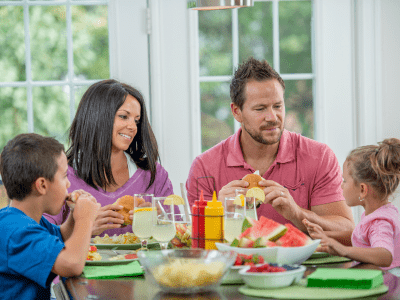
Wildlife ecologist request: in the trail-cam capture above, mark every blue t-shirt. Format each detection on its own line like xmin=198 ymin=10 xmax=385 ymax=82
xmin=0 ymin=207 xmax=65 ymax=300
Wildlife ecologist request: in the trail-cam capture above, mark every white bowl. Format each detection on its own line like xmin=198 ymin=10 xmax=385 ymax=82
xmin=223 ymin=266 xmax=246 ymax=284
xmin=137 ymin=249 xmax=236 ymax=294
xmin=238 ymin=264 xmax=306 ymax=289
xmin=215 ymin=239 xmax=320 ymax=265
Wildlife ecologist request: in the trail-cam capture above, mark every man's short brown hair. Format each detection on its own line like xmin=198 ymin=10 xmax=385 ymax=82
xmin=230 ymin=57 xmax=285 ymax=110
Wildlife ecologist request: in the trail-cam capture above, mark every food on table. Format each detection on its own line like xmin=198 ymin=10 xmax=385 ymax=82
xmin=65 ymin=190 xmax=84 ymax=208
xmin=246 ymin=187 xmax=265 ymax=203
xmin=87 ymin=245 xmax=102 ymax=261
xmin=242 ymin=173 xmax=263 ymax=189
xmin=92 ymin=232 xmax=140 ymax=245
xmin=234 ymin=253 xmax=265 ymax=266
xmin=108 ymin=251 xmax=138 ymax=261
xmin=275 ymin=223 xmax=312 ymax=247
xmin=113 ymin=195 xmax=144 ymax=226
xmin=246 ymin=263 xmax=286 ymax=273
xmin=163 ymin=194 xmax=185 ymax=205
xmin=171 ymin=223 xmax=192 ymax=248
xmin=152 ymin=258 xmax=224 ymax=288
xmin=234 ymin=194 xmax=245 ymax=206
xmin=230 ymin=216 xmax=287 ymax=247
xmin=229 ymin=216 xmax=312 ymax=248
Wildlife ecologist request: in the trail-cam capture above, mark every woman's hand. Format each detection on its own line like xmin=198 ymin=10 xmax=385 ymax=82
xmin=91 ymin=204 xmax=125 ymax=236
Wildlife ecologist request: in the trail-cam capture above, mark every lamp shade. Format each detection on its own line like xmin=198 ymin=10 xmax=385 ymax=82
xmin=188 ymin=0 xmax=254 ymax=10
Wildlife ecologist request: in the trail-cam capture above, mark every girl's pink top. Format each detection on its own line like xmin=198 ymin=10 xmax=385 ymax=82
xmin=352 ymin=203 xmax=400 ymax=270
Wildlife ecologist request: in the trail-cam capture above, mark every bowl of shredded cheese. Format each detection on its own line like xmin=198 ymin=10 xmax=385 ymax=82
xmin=137 ymin=249 xmax=236 ymax=293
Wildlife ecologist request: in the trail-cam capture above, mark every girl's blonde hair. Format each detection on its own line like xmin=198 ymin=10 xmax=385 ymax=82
xmin=346 ymin=138 xmax=400 ymax=200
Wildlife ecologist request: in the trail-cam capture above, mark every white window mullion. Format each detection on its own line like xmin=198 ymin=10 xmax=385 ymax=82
xmin=66 ymin=1 xmax=76 ymax=123
xmin=232 ymin=8 xmax=241 ymax=132
xmin=232 ymin=8 xmax=239 ymax=70
xmin=23 ymin=0 xmax=34 ymax=133
xmin=272 ymin=0 xmax=280 ymax=73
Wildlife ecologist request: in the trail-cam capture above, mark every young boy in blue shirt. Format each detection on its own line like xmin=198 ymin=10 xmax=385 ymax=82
xmin=0 ymin=133 xmax=100 ymax=300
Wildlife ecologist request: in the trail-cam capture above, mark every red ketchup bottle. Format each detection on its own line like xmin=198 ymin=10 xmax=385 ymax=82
xmin=191 ymin=190 xmax=207 ymax=249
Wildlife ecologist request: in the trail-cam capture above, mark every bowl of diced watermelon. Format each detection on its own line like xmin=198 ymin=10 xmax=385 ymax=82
xmin=223 ymin=253 xmax=265 ymax=284
xmin=238 ymin=263 xmax=306 ymax=289
xmin=216 ymin=216 xmax=320 ymax=265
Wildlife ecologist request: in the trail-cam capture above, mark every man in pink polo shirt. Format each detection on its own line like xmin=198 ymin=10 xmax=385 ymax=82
xmin=186 ymin=57 xmax=354 ymax=232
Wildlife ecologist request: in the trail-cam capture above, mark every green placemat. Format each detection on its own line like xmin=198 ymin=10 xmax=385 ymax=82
xmin=82 ymin=261 xmax=144 ymax=279
xmin=238 ymin=279 xmax=388 ymax=299
xmin=303 ymin=255 xmax=352 ymax=265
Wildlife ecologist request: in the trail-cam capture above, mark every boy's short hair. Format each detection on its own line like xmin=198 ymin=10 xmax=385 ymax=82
xmin=0 ymin=133 xmax=65 ymax=201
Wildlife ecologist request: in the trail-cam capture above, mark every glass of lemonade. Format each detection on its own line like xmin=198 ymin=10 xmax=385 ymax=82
xmin=133 ymin=193 xmax=155 ymax=251
xmin=152 ymin=197 xmax=178 ymax=250
xmin=235 ymin=189 xmax=258 ymax=221
xmin=224 ymin=197 xmax=245 ymax=244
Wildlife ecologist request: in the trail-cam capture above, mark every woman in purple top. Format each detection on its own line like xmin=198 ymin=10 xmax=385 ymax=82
xmin=44 ymin=79 xmax=173 ymax=237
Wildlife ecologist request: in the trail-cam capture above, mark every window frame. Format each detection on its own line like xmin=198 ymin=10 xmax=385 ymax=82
xmin=194 ymin=0 xmax=315 ymax=153
xmin=0 ymin=0 xmax=111 ymax=132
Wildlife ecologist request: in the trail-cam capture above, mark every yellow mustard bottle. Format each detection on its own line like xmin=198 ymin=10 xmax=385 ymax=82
xmin=204 ymin=191 xmax=224 ymax=250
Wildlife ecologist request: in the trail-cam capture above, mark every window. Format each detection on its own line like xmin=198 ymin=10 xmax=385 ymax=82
xmin=0 ymin=0 xmax=110 ymax=151
xmin=198 ymin=0 xmax=313 ymax=152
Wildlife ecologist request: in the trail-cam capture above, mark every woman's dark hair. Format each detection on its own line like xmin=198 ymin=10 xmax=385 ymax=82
xmin=67 ymin=79 xmax=159 ymax=190
xmin=0 ymin=133 xmax=64 ymax=201
xmin=230 ymin=57 xmax=285 ymax=110
xmin=346 ymin=138 xmax=400 ymax=200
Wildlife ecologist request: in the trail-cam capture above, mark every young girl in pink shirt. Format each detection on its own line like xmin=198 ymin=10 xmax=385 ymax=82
xmin=303 ymin=138 xmax=400 ymax=273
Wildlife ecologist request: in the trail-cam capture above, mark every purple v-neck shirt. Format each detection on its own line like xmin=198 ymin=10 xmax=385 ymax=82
xmin=44 ymin=163 xmax=173 ymax=237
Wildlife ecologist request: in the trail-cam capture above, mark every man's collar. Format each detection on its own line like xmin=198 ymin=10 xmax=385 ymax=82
xmin=226 ymin=128 xmax=294 ymax=167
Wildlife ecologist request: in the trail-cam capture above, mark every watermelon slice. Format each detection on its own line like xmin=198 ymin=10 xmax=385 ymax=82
xmin=247 ymin=216 xmax=287 ymax=242
xmin=254 ymin=237 xmax=278 ymax=248
xmin=275 ymin=223 xmax=311 ymax=247
xmin=238 ymin=237 xmax=254 ymax=248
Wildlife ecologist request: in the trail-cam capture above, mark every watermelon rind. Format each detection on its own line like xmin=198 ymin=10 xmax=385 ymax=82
xmin=241 ymin=216 xmax=256 ymax=232
xmin=253 ymin=237 xmax=268 ymax=248
xmin=230 ymin=238 xmax=240 ymax=247
xmin=238 ymin=237 xmax=254 ymax=248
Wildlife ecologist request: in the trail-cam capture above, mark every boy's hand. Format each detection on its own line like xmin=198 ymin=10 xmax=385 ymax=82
xmin=72 ymin=194 xmax=100 ymax=223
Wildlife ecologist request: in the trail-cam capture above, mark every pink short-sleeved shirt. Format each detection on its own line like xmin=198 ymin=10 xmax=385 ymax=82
xmin=352 ymin=203 xmax=400 ymax=270
xmin=186 ymin=129 xmax=344 ymax=225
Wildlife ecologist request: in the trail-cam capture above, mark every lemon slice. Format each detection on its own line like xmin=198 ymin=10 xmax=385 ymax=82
xmin=234 ymin=194 xmax=245 ymax=206
xmin=246 ymin=187 xmax=265 ymax=202
xmin=163 ymin=194 xmax=185 ymax=205
xmin=134 ymin=207 xmax=156 ymax=213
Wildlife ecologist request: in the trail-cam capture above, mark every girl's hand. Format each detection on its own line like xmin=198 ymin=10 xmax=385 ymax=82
xmin=302 ymin=219 xmax=324 ymax=239
xmin=317 ymin=235 xmax=349 ymax=257
xmin=91 ymin=204 xmax=125 ymax=236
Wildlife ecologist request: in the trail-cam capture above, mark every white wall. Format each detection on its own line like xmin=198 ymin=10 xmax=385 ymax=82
xmin=380 ymin=0 xmax=400 ymax=207
xmin=380 ymin=0 xmax=400 ymax=141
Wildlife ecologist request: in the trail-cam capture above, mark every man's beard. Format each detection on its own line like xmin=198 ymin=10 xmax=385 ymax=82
xmin=243 ymin=122 xmax=283 ymax=145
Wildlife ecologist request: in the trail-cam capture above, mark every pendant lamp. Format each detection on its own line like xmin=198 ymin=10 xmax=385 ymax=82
xmin=188 ymin=0 xmax=254 ymax=10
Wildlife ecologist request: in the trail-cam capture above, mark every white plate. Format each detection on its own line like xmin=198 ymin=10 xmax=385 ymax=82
xmin=215 ymin=239 xmax=321 ymax=265
xmin=90 ymin=238 xmax=158 ymax=250
xmin=86 ymin=249 xmax=138 ymax=266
